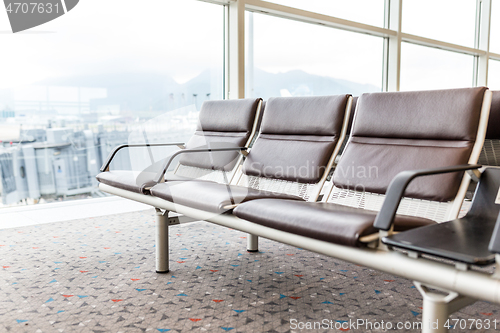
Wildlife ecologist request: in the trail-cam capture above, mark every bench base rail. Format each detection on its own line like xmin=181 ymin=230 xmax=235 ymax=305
xmin=414 ymin=282 xmax=476 ymax=333
xmin=99 ymin=183 xmax=500 ymax=332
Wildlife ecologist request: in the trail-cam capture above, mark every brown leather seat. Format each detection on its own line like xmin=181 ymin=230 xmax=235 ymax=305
xmin=178 ymin=99 xmax=262 ymax=171
xmin=96 ymin=169 xmax=191 ymax=194
xmin=151 ymin=181 xmax=304 ymax=214
xmin=233 ymin=199 xmax=434 ymax=247
xmin=234 ymin=87 xmax=488 ymax=247
xmin=149 ymin=95 xmax=351 ymax=210
xmin=96 ymin=98 xmax=262 ymax=193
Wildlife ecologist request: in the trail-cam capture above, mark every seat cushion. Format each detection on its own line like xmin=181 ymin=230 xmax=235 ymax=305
xmin=97 ymin=153 xmax=201 ymax=194
xmin=150 ymin=181 xmax=305 ymax=214
xmin=96 ymin=170 xmax=157 ymax=194
xmin=96 ymin=170 xmax=192 ymax=194
xmin=233 ymin=199 xmax=435 ymax=247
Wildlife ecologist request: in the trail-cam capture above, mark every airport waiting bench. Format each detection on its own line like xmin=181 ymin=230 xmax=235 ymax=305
xmin=98 ymin=87 xmax=496 ymax=333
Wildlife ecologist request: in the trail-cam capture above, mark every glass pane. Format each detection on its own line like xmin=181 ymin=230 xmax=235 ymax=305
xmin=262 ymin=0 xmax=385 ymax=27
xmin=402 ymin=0 xmax=477 ymax=48
xmin=0 ymin=0 xmax=224 ymax=207
xmin=400 ymin=42 xmax=474 ymax=91
xmin=491 ymin=0 xmax=500 ymax=54
xmin=245 ymin=12 xmax=383 ymax=99
xmin=489 ymin=60 xmax=500 ymax=90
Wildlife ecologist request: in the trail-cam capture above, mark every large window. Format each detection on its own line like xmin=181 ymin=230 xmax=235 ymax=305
xmin=245 ymin=12 xmax=383 ymax=99
xmin=0 ymin=0 xmax=224 ymax=206
xmin=400 ymin=43 xmax=474 ymax=91
xmin=402 ymin=0 xmax=477 ymax=48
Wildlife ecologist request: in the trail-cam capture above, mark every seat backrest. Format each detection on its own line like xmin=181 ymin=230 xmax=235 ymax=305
xmin=174 ymin=98 xmax=262 ymax=182
xmin=236 ymin=95 xmax=352 ymax=201
xmin=478 ymin=90 xmax=500 ymax=166
xmin=328 ymin=87 xmax=490 ymax=222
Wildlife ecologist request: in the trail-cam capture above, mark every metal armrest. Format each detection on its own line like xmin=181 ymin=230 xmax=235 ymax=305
xmin=488 ymin=212 xmax=500 ymax=254
xmin=373 ymin=164 xmax=481 ymax=231
xmin=154 ymin=147 xmax=249 ymax=183
xmin=100 ymin=143 xmax=185 ymax=172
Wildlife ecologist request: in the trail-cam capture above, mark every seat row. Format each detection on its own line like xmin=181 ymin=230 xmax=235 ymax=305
xmin=97 ymin=88 xmax=500 ymax=332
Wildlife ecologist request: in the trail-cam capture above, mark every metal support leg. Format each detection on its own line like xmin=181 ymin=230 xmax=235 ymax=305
xmin=415 ymin=282 xmax=476 ymax=333
xmin=247 ymin=233 xmax=258 ymax=252
xmin=155 ymin=208 xmax=169 ymax=273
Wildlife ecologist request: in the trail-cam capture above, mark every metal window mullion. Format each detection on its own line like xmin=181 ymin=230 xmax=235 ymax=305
xmin=228 ymin=0 xmax=246 ymax=99
xmin=223 ymin=4 xmax=229 ymax=99
xmin=243 ymin=0 xmax=396 ymax=38
xmin=401 ymin=33 xmax=487 ymax=56
xmin=477 ymin=0 xmax=492 ymax=87
xmin=473 ymin=0 xmax=482 ymax=86
xmin=385 ymin=0 xmax=402 ymax=92
xmin=246 ymin=12 xmax=254 ymax=98
xmin=490 ymin=52 xmax=500 ymax=61
xmin=382 ymin=0 xmax=390 ymax=91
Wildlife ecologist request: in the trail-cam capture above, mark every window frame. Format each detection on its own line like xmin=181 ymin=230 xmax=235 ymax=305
xmin=208 ymin=0 xmax=499 ymax=96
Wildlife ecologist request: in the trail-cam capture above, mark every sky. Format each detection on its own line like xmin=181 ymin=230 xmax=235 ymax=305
xmin=249 ymin=11 xmax=384 ymax=88
xmin=0 ymin=0 xmax=224 ymax=88
xmin=0 ymin=0 xmax=498 ymax=91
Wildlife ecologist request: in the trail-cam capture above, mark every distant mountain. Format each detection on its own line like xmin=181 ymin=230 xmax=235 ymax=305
xmin=39 ymin=72 xmax=184 ymax=113
xmin=37 ymin=69 xmax=379 ymax=115
xmin=251 ymin=69 xmax=380 ymax=99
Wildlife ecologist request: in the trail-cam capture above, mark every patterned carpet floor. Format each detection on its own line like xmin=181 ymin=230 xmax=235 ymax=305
xmin=0 ymin=209 xmax=499 ymax=333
